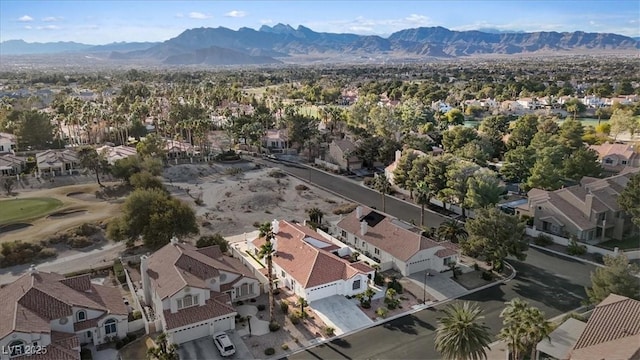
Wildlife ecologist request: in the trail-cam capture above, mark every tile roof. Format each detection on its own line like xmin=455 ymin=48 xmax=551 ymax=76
xmin=163 ymin=292 xmax=235 ymax=330
xmin=571 ymin=294 xmax=640 ymax=360
xmin=146 ymin=242 xmax=256 ymax=300
xmin=0 ymin=154 xmax=25 ymax=168
xmin=589 ymin=142 xmax=637 ymax=161
xmin=252 ymin=221 xmax=374 ymax=288
xmin=36 ymin=150 xmax=78 ymax=167
xmin=337 ymin=206 xmax=457 ymax=262
xmin=435 ymin=248 xmax=458 ymax=258
xmin=332 ymin=139 xmax=357 ymax=154
xmin=0 ymin=271 xmax=127 ymax=340
xmin=96 ymin=145 xmax=137 ymax=163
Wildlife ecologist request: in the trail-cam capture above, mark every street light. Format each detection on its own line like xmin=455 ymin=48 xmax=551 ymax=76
xmin=247 ymin=315 xmax=252 ymax=337
xmin=423 ymin=271 xmax=427 ymax=304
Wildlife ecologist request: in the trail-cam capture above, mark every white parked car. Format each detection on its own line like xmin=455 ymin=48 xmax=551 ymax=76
xmin=213 ymin=332 xmax=236 ymax=357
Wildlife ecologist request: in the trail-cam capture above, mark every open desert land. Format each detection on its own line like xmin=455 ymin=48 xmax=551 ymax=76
xmin=165 ymin=162 xmax=350 ymax=236
xmin=0 ymin=182 xmax=123 ymax=243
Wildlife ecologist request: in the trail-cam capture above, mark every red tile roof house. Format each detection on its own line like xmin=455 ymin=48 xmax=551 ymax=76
xmin=336 ymin=206 xmax=459 ymax=276
xmin=140 ymin=238 xmax=260 ymax=345
xmin=535 ymin=293 xmax=640 ymax=360
xmin=249 ymin=220 xmax=375 ymax=302
xmin=0 ymin=267 xmax=128 ymax=360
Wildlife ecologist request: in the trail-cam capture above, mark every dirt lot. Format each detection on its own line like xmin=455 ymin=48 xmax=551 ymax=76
xmin=165 ymin=162 xmax=350 ymax=236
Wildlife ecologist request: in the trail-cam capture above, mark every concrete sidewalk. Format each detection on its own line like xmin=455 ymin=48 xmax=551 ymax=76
xmin=407 ymin=269 xmax=468 ymax=301
xmin=486 ymin=340 xmax=509 ymax=360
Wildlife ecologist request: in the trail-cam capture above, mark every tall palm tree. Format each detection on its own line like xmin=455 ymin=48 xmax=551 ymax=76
xmin=415 ymin=180 xmax=432 ymax=227
xmin=499 ymin=298 xmax=553 ymax=360
xmin=258 ymin=222 xmax=277 ymax=325
xmin=297 ymin=296 xmax=309 ymax=317
xmin=373 ymin=173 xmax=391 ymax=212
xmin=435 ymin=302 xmax=492 ymax=360
xmin=437 ymin=219 xmax=468 ymax=243
xmin=307 ymin=207 xmax=324 ymax=225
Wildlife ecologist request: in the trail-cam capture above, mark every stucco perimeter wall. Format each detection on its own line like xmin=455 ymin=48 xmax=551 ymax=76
xmin=526 ymin=227 xmax=640 ymax=260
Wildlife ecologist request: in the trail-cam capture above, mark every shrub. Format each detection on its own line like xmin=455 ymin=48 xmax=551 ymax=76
xmin=387 ymin=278 xmax=404 ymax=294
xmin=273 ymin=288 xmax=281 ymax=296
xmin=481 ymin=271 xmax=493 ymax=281
xmin=332 ymin=203 xmax=357 ymax=215
xmin=38 ymin=247 xmax=57 ymax=259
xmin=289 ymin=312 xmax=301 ymax=325
xmin=567 ymin=239 xmax=587 ymax=256
xmin=374 ymin=273 xmax=385 ymax=286
xmin=324 ymin=326 xmax=335 ymax=336
xmin=264 ymin=347 xmax=276 ymax=356
xmin=69 ymin=236 xmax=94 ymax=248
xmin=473 ymin=263 xmax=480 ymax=271
xmin=280 ymin=300 xmax=290 ymax=314
xmin=113 ymin=259 xmax=126 ymax=284
xmin=592 ymin=252 xmax=604 ymax=264
xmin=268 ymin=170 xmax=286 ymax=178
xmin=76 ymin=222 xmax=101 ymax=237
xmin=131 ymin=310 xmax=142 ymax=320
xmin=295 ymin=184 xmax=309 ymax=191
xmin=269 ymin=321 xmax=281 ymax=332
xmin=257 ymin=304 xmax=266 ymax=311
xmin=236 ymin=300 xmax=244 ymax=306
xmin=223 ymin=167 xmax=243 ymax=175
xmin=281 ymin=344 xmax=289 ymax=351
xmin=376 ymin=307 xmax=389 ymax=318
xmin=534 ymin=234 xmax=554 ymax=247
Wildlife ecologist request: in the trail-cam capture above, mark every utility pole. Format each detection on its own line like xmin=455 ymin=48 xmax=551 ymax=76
xmin=423 ymin=271 xmax=427 ymax=304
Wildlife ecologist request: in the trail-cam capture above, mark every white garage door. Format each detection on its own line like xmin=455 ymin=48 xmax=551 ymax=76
xmin=170 ymin=321 xmax=211 ymax=345
xmin=308 ymin=283 xmax=338 ymax=302
xmin=407 ymin=258 xmax=431 ymax=275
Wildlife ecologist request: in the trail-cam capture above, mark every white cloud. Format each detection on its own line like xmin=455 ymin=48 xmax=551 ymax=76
xmin=225 ymin=10 xmax=246 ymax=18
xmin=188 ymin=12 xmax=211 ymax=20
xmin=36 ymin=25 xmax=61 ymax=30
xmin=260 ymin=19 xmax=274 ymax=25
xmin=18 ymin=15 xmax=34 ymax=22
xmin=42 ymin=16 xmax=63 ymax=22
xmin=304 ymin=14 xmax=433 ymax=35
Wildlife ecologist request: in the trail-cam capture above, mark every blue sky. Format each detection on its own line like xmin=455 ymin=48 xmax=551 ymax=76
xmin=1 ymin=1 xmax=638 ymax=44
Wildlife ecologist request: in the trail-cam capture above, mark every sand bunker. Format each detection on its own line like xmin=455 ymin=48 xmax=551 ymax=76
xmin=47 ymin=209 xmax=87 ymax=219
xmin=0 ymin=223 xmax=32 ymax=234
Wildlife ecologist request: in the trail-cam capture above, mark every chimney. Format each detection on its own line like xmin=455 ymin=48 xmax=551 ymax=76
xmin=28 ymin=264 xmax=38 ymax=275
xmin=356 ymin=206 xmax=362 ymax=219
xmin=272 ymin=219 xmax=279 ymax=234
xmin=140 ymin=255 xmax=151 ymax=305
xmin=170 ymin=236 xmax=179 ymax=245
xmin=395 ymin=149 xmax=402 ymax=163
xmin=360 ymin=220 xmax=368 ymax=236
xmin=585 ymin=193 xmax=594 ymax=217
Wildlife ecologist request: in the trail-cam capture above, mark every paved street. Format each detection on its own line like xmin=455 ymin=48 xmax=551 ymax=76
xmin=286 ymin=247 xmax=597 ymax=360
xmin=253 ymin=158 xmax=451 ymax=228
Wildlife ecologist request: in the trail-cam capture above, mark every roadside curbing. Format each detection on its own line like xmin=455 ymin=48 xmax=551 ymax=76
xmin=529 ymin=243 xmax=605 ymax=268
xmin=277 ymin=262 xmax=516 ymax=360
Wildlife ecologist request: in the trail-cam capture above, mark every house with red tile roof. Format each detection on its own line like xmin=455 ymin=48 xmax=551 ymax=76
xmin=140 ymin=238 xmax=259 ymax=344
xmin=0 ymin=267 xmax=128 ymax=360
xmin=536 ymin=293 xmax=640 ymax=360
xmin=249 ymin=220 xmax=374 ymax=302
xmin=336 ymin=206 xmax=459 ymax=276
xmin=518 ymin=167 xmax=639 ymax=243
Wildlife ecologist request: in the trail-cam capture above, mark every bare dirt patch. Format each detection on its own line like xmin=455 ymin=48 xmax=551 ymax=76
xmin=167 ymin=163 xmax=352 ymax=236
xmin=66 ymin=191 xmax=102 ymax=202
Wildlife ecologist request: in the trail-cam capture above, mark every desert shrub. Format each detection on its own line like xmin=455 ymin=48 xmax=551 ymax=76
xmin=264 ymin=347 xmax=275 ymax=356
xmin=387 ymin=278 xmax=403 ymax=294
xmin=257 ymin=304 xmax=266 ymax=311
xmin=76 ymin=222 xmax=101 ymax=237
xmin=473 ymin=263 xmax=480 ymax=271
xmin=0 ymin=241 xmax=51 ymax=268
xmin=280 ymin=300 xmax=290 ymax=313
xmin=281 ymin=344 xmax=289 ymax=351
xmin=69 ymin=236 xmax=94 ymax=248
xmin=332 ymin=203 xmax=358 ymax=215
xmin=289 ymin=312 xmax=301 ymax=325
xmin=295 ymin=184 xmax=309 ymax=191
xmin=269 ymin=321 xmax=281 ymax=332
xmin=216 ymin=150 xmax=240 ymax=161
xmin=253 ymin=221 xmax=261 ymax=228
xmin=363 ymin=177 xmax=374 ymax=186
xmin=38 ymin=247 xmax=57 ymax=259
xmin=268 ymin=170 xmax=286 ymax=178
xmin=376 ymin=307 xmax=389 ymax=318
xmin=223 ymin=167 xmax=243 ymax=175
xmin=273 ymin=288 xmax=281 ymax=295
xmin=374 ymin=273 xmax=385 ymax=286
xmin=324 ymin=326 xmax=335 ymax=336
xmin=567 ymin=239 xmax=587 ymax=256
xmin=534 ymin=234 xmax=554 ymax=247
xmin=131 ymin=310 xmax=142 ymax=320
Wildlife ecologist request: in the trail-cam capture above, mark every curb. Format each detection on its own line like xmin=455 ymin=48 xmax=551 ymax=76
xmin=529 ymin=243 xmax=605 ymax=268
xmin=279 ymin=265 xmax=515 ymax=360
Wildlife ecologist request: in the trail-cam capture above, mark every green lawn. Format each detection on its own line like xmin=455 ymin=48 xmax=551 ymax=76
xmin=0 ymin=197 xmax=64 ymax=225
xmin=598 ymin=235 xmax=640 ymax=251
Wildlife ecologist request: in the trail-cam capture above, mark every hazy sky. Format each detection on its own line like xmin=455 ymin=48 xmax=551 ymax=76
xmin=1 ymin=0 xmax=639 ymax=44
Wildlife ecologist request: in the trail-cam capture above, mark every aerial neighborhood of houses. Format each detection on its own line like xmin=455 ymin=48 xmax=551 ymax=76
xmin=1 ymin=59 xmax=640 ymax=360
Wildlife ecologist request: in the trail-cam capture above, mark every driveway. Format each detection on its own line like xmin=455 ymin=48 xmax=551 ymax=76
xmin=310 ymin=295 xmax=373 ymax=336
xmin=178 ymin=331 xmax=254 ymax=360
xmin=407 ymin=270 xmax=467 ymax=301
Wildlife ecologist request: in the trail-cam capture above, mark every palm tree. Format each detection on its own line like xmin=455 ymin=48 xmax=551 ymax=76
xmin=307 ymin=207 xmax=324 ymax=225
xmin=147 ymin=332 xmax=178 ymax=360
xmin=415 ymin=180 xmax=432 ymax=227
xmin=499 ymin=298 xmax=553 ymax=360
xmin=437 ymin=219 xmax=468 ymax=243
xmin=297 ymin=296 xmax=309 ymax=317
xmin=435 ymin=302 xmax=492 ymax=360
xmin=373 ymin=173 xmax=391 ymax=212
xmin=258 ymin=222 xmax=277 ymax=325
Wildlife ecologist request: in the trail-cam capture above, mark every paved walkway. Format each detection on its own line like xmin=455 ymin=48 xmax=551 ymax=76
xmin=236 ymin=305 xmax=270 ymax=336
xmin=407 ymin=269 xmax=468 ymax=301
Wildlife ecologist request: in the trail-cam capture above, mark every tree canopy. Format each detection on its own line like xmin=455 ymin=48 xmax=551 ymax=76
xmin=586 ymin=254 xmax=640 ymax=304
xmin=618 ymin=171 xmax=640 ymax=227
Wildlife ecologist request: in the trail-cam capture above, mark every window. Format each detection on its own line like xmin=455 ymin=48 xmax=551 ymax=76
xmin=341 ymin=230 xmax=347 ymax=238
xmin=77 ymin=310 xmax=87 ymax=322
xmin=621 ymin=160 xmax=628 ymax=165
xmin=604 ymin=158 xmax=613 ymax=164
xmin=352 ymin=279 xmax=361 ymax=290
xmin=443 ymin=257 xmax=456 ymax=266
xmin=177 ymin=294 xmax=199 ymax=309
xmin=8 ymin=340 xmax=24 ymax=357
xmin=104 ymin=319 xmax=117 ymax=335
xmin=281 ymin=270 xmax=285 ymax=277
xmin=374 ymin=248 xmax=380 ymax=255
xmin=87 ymin=331 xmax=92 ymax=338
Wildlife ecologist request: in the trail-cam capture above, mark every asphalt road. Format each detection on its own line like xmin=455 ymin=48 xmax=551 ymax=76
xmin=254 ymin=158 xmax=451 ymax=229
xmin=286 ymin=247 xmax=596 ymax=360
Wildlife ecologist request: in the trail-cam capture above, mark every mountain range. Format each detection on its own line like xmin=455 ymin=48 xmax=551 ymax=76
xmin=1 ymin=24 xmax=638 ymax=65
